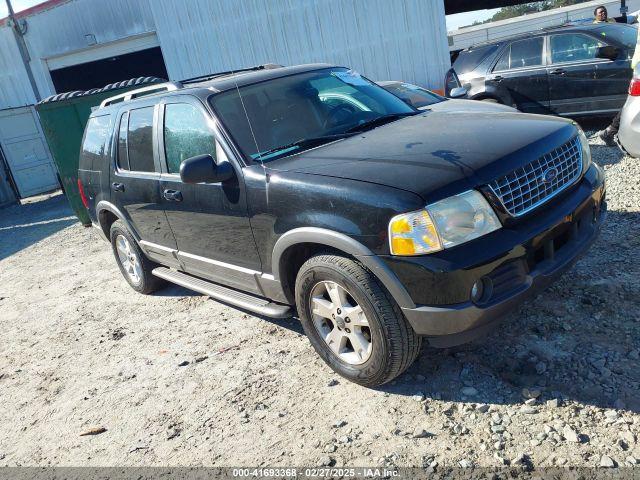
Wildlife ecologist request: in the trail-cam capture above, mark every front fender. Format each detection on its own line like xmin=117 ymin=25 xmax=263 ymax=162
xmin=272 ymin=227 xmax=416 ymax=309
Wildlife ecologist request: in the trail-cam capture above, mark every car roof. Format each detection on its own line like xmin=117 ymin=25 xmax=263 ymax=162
xmin=189 ymin=63 xmax=336 ymax=92
xmin=94 ymin=63 xmax=339 ymax=116
xmin=463 ymin=22 xmax=623 ymax=51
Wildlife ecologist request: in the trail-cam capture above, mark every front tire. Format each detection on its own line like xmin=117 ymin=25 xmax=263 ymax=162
xmin=109 ymin=220 xmax=165 ymax=294
xmin=295 ymin=254 xmax=422 ymax=387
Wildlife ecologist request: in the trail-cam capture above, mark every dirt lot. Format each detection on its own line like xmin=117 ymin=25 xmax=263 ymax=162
xmin=0 ymin=134 xmax=639 ymax=470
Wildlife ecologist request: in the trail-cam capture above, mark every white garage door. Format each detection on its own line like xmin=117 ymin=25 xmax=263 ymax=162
xmin=0 ymin=106 xmax=59 ymax=198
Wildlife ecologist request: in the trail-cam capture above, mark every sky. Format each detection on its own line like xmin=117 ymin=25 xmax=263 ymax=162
xmin=0 ymin=0 xmax=44 ymax=18
xmin=2 ymin=1 xmax=502 ymax=33
xmin=446 ymin=8 xmax=502 ymax=31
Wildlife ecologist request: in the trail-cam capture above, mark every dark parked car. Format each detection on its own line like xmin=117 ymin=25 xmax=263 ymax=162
xmin=378 ymin=80 xmax=519 ymax=113
xmin=78 ymin=64 xmax=606 ymax=386
xmin=376 ymin=81 xmax=446 ymax=109
xmin=446 ymin=23 xmax=638 ymax=117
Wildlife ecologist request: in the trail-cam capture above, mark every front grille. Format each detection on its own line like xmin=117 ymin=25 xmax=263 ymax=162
xmin=488 ymin=136 xmax=583 ymax=217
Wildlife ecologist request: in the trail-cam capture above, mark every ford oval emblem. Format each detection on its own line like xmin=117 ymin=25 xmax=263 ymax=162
xmin=542 ymin=168 xmax=559 ymax=184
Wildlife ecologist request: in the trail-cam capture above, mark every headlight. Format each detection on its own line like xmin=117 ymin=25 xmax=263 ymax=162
xmin=389 ymin=190 xmax=501 ymax=256
xmin=577 ymin=127 xmax=592 ymax=172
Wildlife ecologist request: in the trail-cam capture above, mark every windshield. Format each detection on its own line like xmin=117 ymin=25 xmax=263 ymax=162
xmin=210 ymin=68 xmax=417 ymax=162
xmin=382 ymin=82 xmax=445 ymax=108
xmin=593 ymin=24 xmax=638 ymax=50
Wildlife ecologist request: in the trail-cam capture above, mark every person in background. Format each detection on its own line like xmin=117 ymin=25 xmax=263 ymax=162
xmin=594 ymin=5 xmax=617 ymax=23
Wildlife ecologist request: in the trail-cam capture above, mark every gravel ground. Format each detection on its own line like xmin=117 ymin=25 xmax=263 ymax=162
xmin=0 ymin=133 xmax=638 ymax=470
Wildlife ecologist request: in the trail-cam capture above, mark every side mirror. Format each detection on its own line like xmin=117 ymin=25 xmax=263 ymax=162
xmin=449 ymin=87 xmax=469 ymax=99
xmin=596 ymin=45 xmax=621 ymax=61
xmin=179 ymin=154 xmax=234 ymax=184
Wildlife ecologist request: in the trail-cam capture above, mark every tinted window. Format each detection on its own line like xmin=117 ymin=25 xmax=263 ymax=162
xmin=494 ymin=46 xmax=510 ymax=71
xmin=382 ymin=83 xmax=444 ymax=108
xmin=454 ymin=44 xmax=500 ymax=73
xmin=494 ymin=38 xmax=543 ymax=70
xmin=593 ymin=24 xmax=638 ymax=50
xmin=510 ymin=37 xmax=544 ymax=68
xmin=117 ymin=111 xmax=129 ymax=170
xmin=210 ymin=68 xmax=415 ymax=162
xmin=81 ymin=115 xmax=111 ymax=169
xmin=164 ymin=103 xmax=217 ymax=174
xmin=550 ymin=34 xmax=604 ymax=64
xmin=127 ymin=107 xmax=155 ymax=172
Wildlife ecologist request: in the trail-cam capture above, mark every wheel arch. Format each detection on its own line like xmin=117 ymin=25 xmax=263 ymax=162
xmin=96 ymin=201 xmax=140 ymax=242
xmin=271 ymin=227 xmax=416 ymax=309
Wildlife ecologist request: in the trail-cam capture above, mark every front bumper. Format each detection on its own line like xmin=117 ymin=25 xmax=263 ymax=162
xmin=390 ymin=164 xmax=606 ymax=346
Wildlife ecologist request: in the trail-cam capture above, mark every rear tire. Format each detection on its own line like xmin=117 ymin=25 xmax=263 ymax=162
xmin=109 ymin=220 xmax=165 ymax=294
xmin=295 ymin=253 xmax=422 ymax=387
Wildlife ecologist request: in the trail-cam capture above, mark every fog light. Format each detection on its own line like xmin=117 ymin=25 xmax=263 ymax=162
xmin=471 ymin=281 xmax=484 ymax=303
xmin=471 ymin=277 xmax=493 ymax=305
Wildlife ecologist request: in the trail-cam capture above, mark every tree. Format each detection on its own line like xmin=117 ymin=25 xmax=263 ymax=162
xmin=470 ymin=0 xmax=591 ymax=25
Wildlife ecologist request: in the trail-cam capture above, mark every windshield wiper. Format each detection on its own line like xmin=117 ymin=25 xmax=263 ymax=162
xmin=344 ymin=112 xmax=417 ymax=134
xmin=254 ymin=134 xmax=353 ymax=160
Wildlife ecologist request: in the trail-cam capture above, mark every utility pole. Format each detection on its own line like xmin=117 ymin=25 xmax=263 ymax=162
xmin=4 ymin=0 xmax=41 ymax=101
xmin=621 ymin=0 xmax=628 ymax=18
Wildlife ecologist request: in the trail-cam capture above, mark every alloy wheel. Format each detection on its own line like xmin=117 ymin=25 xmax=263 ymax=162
xmin=115 ymin=234 xmax=142 ymax=285
xmin=309 ymin=281 xmax=373 ymax=365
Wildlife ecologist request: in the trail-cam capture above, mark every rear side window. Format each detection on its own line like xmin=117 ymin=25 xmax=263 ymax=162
xmin=453 ymin=44 xmax=500 ymax=73
xmin=81 ymin=115 xmax=111 ymax=169
xmin=163 ymin=103 xmax=216 ymax=174
xmin=126 ymin=107 xmax=155 ymax=172
xmin=117 ymin=111 xmax=129 ymax=170
xmin=494 ymin=37 xmax=544 ymax=71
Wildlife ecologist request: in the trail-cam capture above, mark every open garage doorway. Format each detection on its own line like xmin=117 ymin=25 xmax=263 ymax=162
xmin=49 ymin=47 xmax=168 ymax=93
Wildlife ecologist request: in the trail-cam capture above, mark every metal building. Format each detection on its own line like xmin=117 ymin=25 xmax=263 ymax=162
xmin=0 ymin=0 xmax=451 ymax=200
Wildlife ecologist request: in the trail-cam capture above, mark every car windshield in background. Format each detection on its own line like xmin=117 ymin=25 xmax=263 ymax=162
xmin=594 ymin=24 xmax=639 ymax=50
xmin=210 ymin=68 xmax=417 ymax=162
xmin=383 ymin=83 xmax=444 ymax=109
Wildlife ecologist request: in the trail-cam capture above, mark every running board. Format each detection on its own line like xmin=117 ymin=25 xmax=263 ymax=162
xmin=152 ymin=267 xmax=293 ymax=319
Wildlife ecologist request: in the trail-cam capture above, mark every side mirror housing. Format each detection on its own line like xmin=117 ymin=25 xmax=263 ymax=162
xmin=449 ymin=87 xmax=469 ymax=99
xmin=179 ymin=154 xmax=234 ymax=184
xmin=596 ymin=45 xmax=621 ymax=61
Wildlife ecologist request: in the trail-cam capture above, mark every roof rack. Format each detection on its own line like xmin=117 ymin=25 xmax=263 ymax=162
xmin=38 ymin=77 xmax=167 ymax=105
xmin=180 ymin=63 xmax=283 ymax=85
xmin=99 ymin=81 xmax=182 ymax=108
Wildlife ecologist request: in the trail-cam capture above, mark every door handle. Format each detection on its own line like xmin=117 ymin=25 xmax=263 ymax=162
xmin=163 ymin=189 xmax=183 ymax=202
xmin=111 ymin=182 xmax=125 ymax=192
xmin=493 ymin=75 xmax=504 ymax=82
xmin=549 ymin=68 xmax=566 ymax=76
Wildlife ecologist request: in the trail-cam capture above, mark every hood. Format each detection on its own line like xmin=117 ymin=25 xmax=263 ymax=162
xmin=425 ymin=98 xmax=518 ymax=114
xmin=266 ymin=109 xmax=578 ymax=203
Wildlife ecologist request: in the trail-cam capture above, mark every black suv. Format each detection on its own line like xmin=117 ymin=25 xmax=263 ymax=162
xmin=447 ymin=23 xmax=637 ymax=116
xmin=78 ymin=64 xmax=606 ymax=386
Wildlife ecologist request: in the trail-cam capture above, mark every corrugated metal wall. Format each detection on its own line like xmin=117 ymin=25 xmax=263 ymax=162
xmin=151 ymin=0 xmax=450 ymax=91
xmin=450 ymin=0 xmax=640 ymax=51
xmin=0 ymin=27 xmax=37 ymax=110
xmin=0 ymin=0 xmax=156 ymax=109
xmin=0 ymin=0 xmax=450 ymax=107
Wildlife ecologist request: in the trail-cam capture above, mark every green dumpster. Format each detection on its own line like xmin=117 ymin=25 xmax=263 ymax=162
xmin=36 ymin=77 xmax=166 ymax=226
